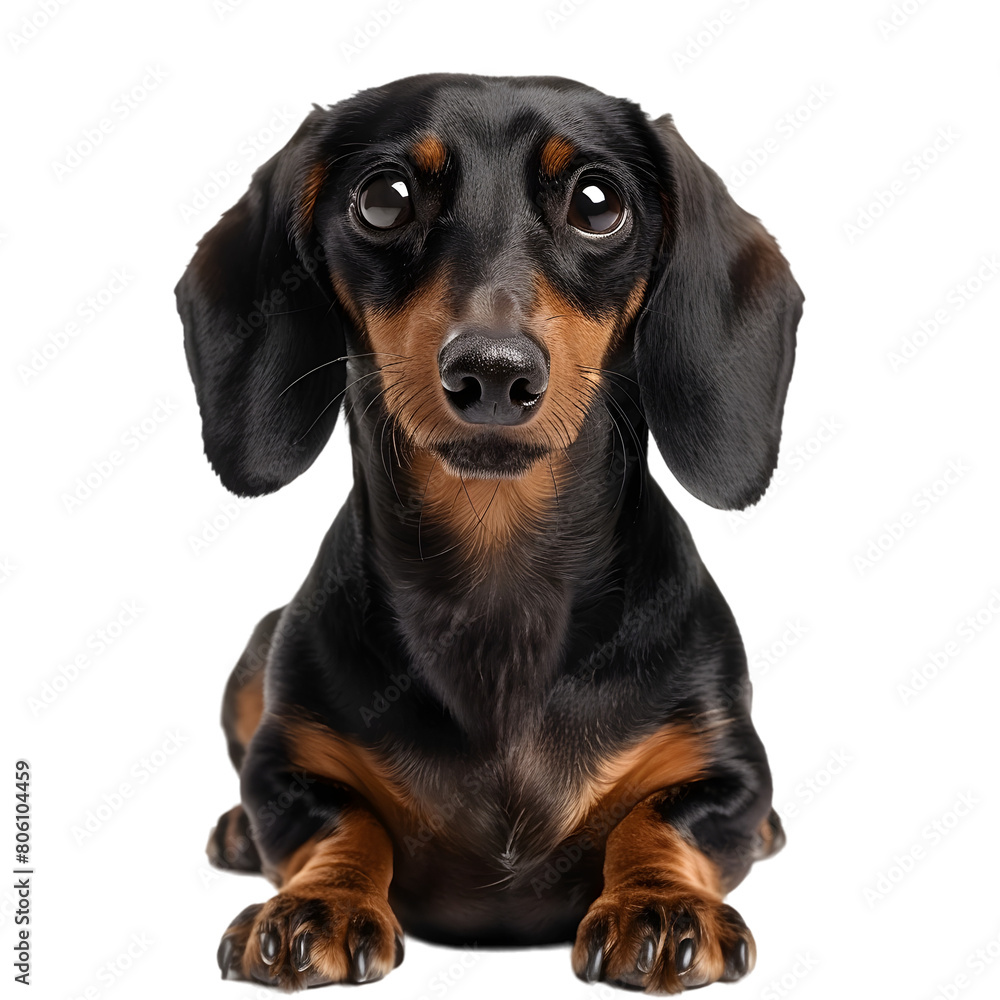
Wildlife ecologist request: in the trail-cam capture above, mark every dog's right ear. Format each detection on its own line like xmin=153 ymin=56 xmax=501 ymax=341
xmin=175 ymin=108 xmax=347 ymax=497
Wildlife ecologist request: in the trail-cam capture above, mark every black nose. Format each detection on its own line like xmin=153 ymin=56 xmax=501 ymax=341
xmin=439 ymin=330 xmax=549 ymax=425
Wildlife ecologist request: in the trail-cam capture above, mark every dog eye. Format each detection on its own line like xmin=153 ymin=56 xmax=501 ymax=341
xmin=567 ymin=178 xmax=624 ymax=235
xmin=357 ymin=172 xmax=413 ymax=229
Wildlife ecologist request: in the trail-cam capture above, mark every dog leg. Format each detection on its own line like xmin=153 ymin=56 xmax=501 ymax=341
xmin=572 ymin=770 xmax=782 ymax=993
xmin=205 ymin=609 xmax=284 ymax=874
xmin=221 ymin=608 xmax=281 ymax=770
xmin=206 ymin=803 xmax=262 ymax=873
xmin=216 ymin=804 xmax=403 ymax=988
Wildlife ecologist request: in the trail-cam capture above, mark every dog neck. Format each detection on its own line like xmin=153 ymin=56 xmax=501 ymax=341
xmin=347 ymin=392 xmax=644 ymax=742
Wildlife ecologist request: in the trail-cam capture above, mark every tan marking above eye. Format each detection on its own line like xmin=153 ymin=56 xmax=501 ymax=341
xmin=233 ymin=671 xmax=264 ymax=749
xmin=540 ymin=135 xmax=575 ymax=177
xmin=410 ymin=133 xmax=448 ymax=174
xmin=297 ymin=161 xmax=328 ymax=240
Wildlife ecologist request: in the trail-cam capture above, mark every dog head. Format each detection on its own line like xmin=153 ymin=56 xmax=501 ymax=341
xmin=177 ymin=73 xmax=802 ymax=509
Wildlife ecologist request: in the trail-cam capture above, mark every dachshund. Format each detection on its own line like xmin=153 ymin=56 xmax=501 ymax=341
xmin=176 ymin=73 xmax=803 ymax=993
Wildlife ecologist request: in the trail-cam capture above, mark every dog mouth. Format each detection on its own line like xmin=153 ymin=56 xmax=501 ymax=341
xmin=431 ymin=434 xmax=550 ymax=479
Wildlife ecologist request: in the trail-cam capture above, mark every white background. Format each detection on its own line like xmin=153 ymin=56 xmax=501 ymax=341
xmin=4 ymin=0 xmax=1000 ymax=997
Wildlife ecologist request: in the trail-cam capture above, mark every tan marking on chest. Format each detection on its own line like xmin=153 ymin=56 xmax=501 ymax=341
xmin=284 ymin=718 xmax=713 ymax=861
xmin=406 ymin=449 xmax=564 ymax=563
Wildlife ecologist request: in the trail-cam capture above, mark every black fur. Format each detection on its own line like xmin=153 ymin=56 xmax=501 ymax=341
xmin=636 ymin=116 xmax=801 ymax=509
xmin=177 ymin=73 xmax=803 ymax=985
xmin=176 ymin=112 xmax=348 ymax=496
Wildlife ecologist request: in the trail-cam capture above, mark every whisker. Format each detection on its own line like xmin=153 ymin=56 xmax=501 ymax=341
xmin=353 ymin=373 xmax=408 ymax=435
xmin=577 ymin=365 xmax=640 ymax=388
xmin=407 ymin=395 xmax=446 ymax=443
xmin=292 ymin=370 xmax=386 ymax=444
xmin=389 ymin=384 xmax=432 ymax=437
xmin=417 ymin=456 xmax=439 ymax=561
xmin=578 ymin=366 xmax=643 ymax=409
xmin=342 ymin=371 xmax=404 ymax=422
xmin=601 ymin=388 xmax=643 ymax=452
xmin=279 ymin=353 xmax=410 ymax=398
xmin=348 ymin=351 xmax=411 ymax=361
xmin=459 ymin=473 xmax=484 ymax=523
xmin=474 ymin=479 xmax=502 ymax=530
xmin=604 ymin=402 xmax=628 ymax=511
xmin=431 ymin=477 xmax=504 ymax=562
xmin=391 ymin=420 xmax=403 ymax=469
xmin=601 ymin=391 xmax=645 ymax=506
xmin=474 ymin=873 xmax=517 ymax=890
xmin=378 ymin=415 xmax=404 ymax=509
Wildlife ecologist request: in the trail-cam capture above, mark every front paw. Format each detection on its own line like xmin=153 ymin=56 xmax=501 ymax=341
xmin=572 ymin=888 xmax=754 ymax=993
xmin=217 ymin=885 xmax=404 ymax=989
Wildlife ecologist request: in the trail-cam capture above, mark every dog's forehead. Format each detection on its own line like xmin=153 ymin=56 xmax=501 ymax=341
xmin=354 ymin=75 xmax=645 ymax=166
xmin=426 ymin=81 xmax=623 ymax=148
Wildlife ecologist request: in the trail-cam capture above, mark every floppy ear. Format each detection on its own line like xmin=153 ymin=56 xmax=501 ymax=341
xmin=635 ymin=114 xmax=804 ymax=510
xmin=175 ymin=109 xmax=346 ymax=497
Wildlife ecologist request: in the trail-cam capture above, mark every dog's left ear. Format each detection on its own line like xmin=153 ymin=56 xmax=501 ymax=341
xmin=635 ymin=114 xmax=804 ymax=510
